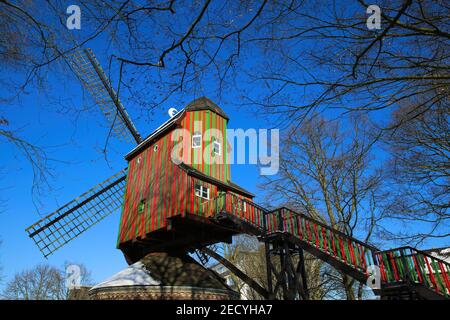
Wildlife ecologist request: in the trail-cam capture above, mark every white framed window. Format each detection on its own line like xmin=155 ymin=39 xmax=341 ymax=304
xmin=194 ymin=184 xmax=210 ymax=199
xmin=243 ymin=201 xmax=247 ymax=212
xmin=213 ymin=140 xmax=221 ymax=155
xmin=192 ymin=132 xmax=202 ymax=148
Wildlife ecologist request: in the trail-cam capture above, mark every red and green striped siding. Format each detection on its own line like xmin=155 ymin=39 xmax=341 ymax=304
xmin=118 ymin=110 xmax=232 ymax=245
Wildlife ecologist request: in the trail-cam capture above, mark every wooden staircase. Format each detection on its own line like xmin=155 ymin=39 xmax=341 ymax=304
xmin=209 ymin=193 xmax=450 ymax=300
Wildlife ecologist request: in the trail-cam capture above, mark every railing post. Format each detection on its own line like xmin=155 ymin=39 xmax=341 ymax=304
xmin=214 ymin=195 xmax=220 ymax=216
xmin=298 ymin=248 xmax=309 ymax=300
xmin=265 ymin=241 xmax=273 ymax=299
xmin=399 ymin=248 xmax=412 ymax=285
xmin=262 ymin=210 xmax=273 ymax=299
xmin=277 ymin=209 xmax=284 ymax=232
xmin=372 ymin=251 xmax=382 ymax=282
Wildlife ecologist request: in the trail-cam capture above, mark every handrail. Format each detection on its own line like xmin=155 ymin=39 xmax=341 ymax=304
xmin=378 ymin=246 xmax=450 ymax=266
xmin=212 ymin=193 xmax=268 ymax=231
xmin=209 ymin=192 xmax=450 ymax=298
xmin=271 ymin=207 xmax=379 ymax=251
xmin=266 ymin=207 xmax=378 ymax=275
xmin=375 ymin=246 xmax=450 ymax=297
xmin=211 ymin=193 xmax=377 ymax=276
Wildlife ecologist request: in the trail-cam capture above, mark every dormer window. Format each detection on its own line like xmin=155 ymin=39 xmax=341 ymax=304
xmin=192 ymin=132 xmax=202 ymax=148
xmin=213 ymin=140 xmax=221 ymax=156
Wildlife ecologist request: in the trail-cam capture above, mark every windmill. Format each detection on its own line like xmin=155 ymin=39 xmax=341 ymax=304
xmin=25 ymin=48 xmax=253 ymax=264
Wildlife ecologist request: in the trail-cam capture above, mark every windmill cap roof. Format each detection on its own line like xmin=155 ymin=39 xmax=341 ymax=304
xmin=185 ymin=97 xmax=229 ymax=120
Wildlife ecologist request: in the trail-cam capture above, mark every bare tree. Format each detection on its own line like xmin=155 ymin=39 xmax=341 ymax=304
xmin=2 ymin=264 xmax=66 ymax=300
xmin=1 ymin=262 xmax=92 ymax=300
xmin=221 ymin=236 xmax=264 ymax=299
xmin=243 ymin=1 xmax=449 ymax=126
xmin=381 ymin=100 xmax=449 ymax=244
xmin=0 ymin=1 xmax=447 ymax=120
xmin=260 ymin=114 xmax=385 ymax=299
xmin=0 ymin=128 xmax=53 ymax=206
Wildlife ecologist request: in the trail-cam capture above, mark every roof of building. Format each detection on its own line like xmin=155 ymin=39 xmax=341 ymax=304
xmin=125 ymin=96 xmax=228 ymax=160
xmin=90 ymin=261 xmax=159 ymax=289
xmin=90 ymin=252 xmax=229 ymax=290
xmin=422 ymin=247 xmax=450 ymax=263
xmin=185 ymin=97 xmax=229 ymax=120
xmin=125 ymin=109 xmax=184 ymax=160
xmin=178 ymin=162 xmax=254 ymax=198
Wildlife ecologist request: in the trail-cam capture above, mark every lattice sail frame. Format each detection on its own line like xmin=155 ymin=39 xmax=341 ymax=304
xmin=66 ymin=48 xmax=141 ymax=144
xmin=26 ymin=168 xmax=128 ymax=258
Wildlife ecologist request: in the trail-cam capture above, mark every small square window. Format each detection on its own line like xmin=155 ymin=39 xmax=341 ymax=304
xmin=194 ymin=184 xmax=209 ymax=200
xmin=192 ymin=132 xmax=202 ymax=148
xmin=213 ymin=140 xmax=221 ymax=155
xmin=138 ymin=199 xmax=146 ymax=214
xmin=194 ymin=184 xmax=202 ymax=197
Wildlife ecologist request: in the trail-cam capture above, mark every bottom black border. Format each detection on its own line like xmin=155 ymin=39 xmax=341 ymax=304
xmin=0 ymin=300 xmax=445 ymax=318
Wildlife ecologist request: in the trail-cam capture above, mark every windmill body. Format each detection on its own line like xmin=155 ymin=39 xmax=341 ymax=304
xmin=117 ymin=97 xmax=253 ymax=263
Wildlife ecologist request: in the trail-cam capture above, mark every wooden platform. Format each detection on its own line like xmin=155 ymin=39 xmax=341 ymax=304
xmin=119 ymin=214 xmax=238 ymax=264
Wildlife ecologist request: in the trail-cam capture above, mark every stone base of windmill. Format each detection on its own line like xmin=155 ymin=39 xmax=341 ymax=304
xmin=88 ymin=252 xmax=239 ymax=300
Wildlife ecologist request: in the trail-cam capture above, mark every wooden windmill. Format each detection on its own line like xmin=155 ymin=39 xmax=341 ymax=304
xmin=25 ymin=48 xmax=253 ymax=264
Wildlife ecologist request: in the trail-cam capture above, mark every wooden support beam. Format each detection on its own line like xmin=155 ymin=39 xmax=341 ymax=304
xmin=201 ymin=247 xmax=270 ymax=299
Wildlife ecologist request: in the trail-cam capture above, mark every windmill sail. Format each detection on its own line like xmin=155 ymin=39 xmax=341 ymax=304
xmin=66 ymin=48 xmax=142 ymax=144
xmin=26 ymin=168 xmax=128 ymax=258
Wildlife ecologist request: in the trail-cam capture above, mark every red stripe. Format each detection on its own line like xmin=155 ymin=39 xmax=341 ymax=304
xmin=322 ymin=228 xmax=328 ymax=252
xmin=438 ymin=261 xmax=450 ymax=291
xmin=349 ymin=240 xmax=356 ymax=266
xmin=377 ymin=254 xmax=387 ymax=282
xmin=119 ymin=159 xmax=135 ymax=242
xmin=412 ymin=255 xmax=423 ymax=284
xmin=424 ymin=256 xmax=438 ymax=291
xmin=314 ymin=224 xmax=319 ymax=247
xmin=331 ymin=233 xmax=337 ymax=257
xmin=131 ymin=153 xmax=143 ymax=239
xmin=389 ymin=252 xmax=400 ymax=281
xmin=339 ymin=238 xmax=347 ymax=263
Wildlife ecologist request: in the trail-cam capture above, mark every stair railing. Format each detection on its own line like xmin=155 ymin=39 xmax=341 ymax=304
xmin=266 ymin=207 xmax=379 ymax=276
xmin=375 ymin=246 xmax=450 ymax=297
xmin=211 ymin=192 xmax=450 ymax=298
